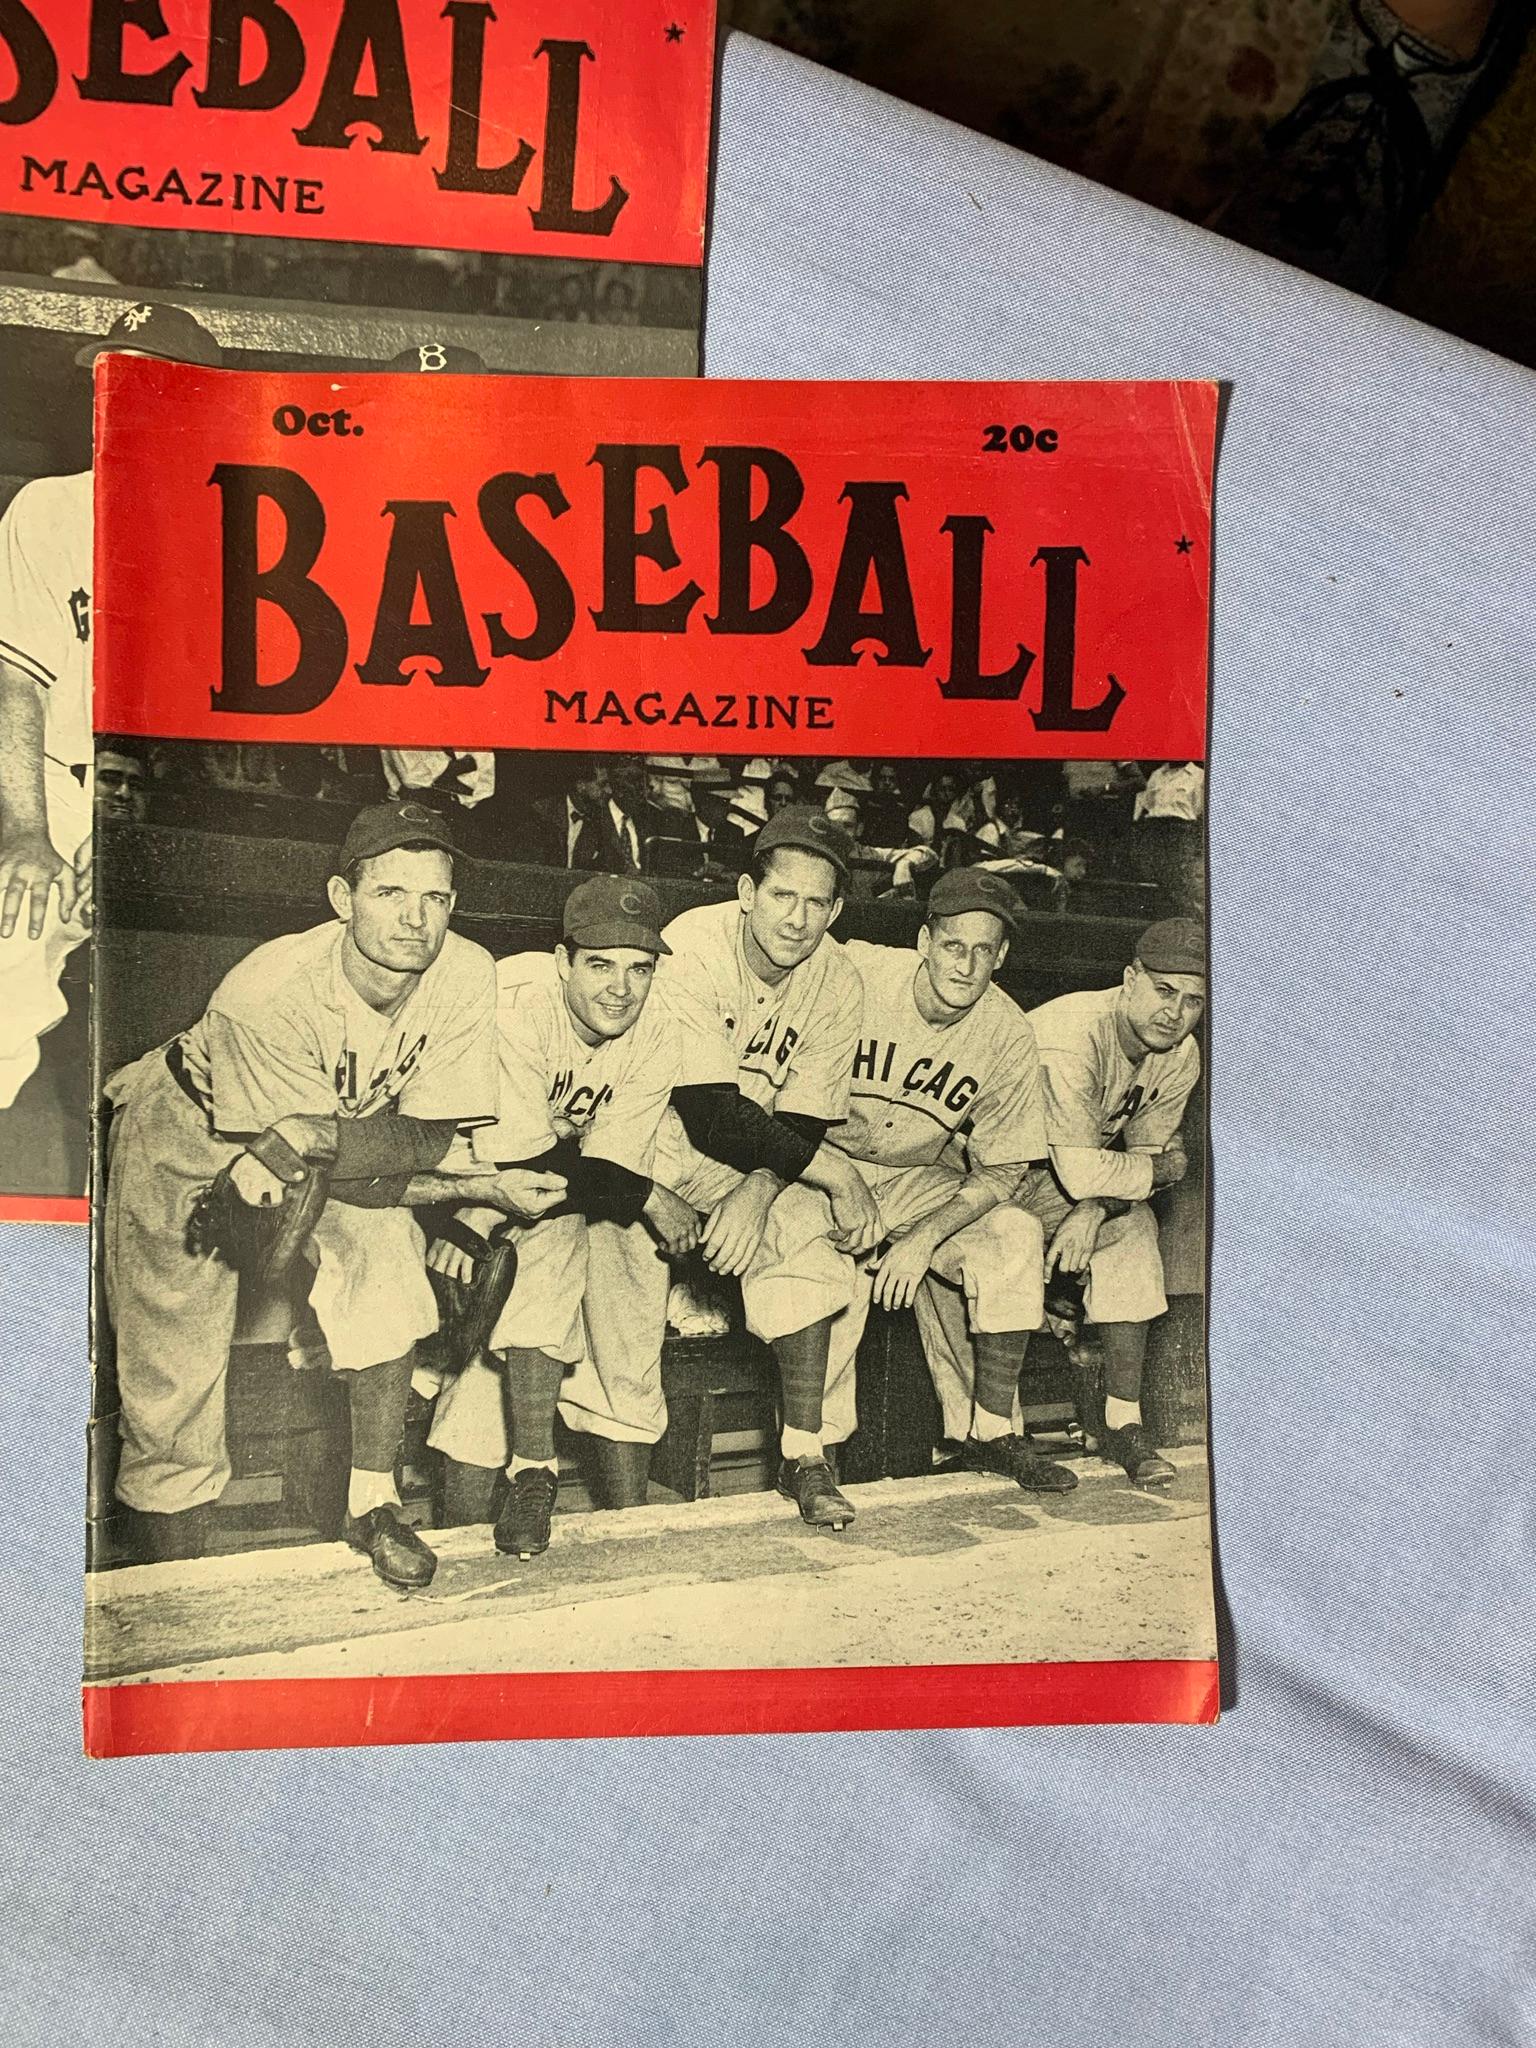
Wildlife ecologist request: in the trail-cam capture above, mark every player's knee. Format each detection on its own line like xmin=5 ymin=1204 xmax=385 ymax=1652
xmin=955 ymin=1204 xmax=1042 ymax=1278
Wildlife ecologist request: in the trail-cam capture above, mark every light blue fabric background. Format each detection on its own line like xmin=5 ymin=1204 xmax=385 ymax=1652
xmin=3 ymin=31 xmax=1532 ymax=2046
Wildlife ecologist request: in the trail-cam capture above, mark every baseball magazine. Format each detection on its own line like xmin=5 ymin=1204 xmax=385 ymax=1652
xmin=0 ymin=0 xmax=716 ymax=1221
xmin=84 ymin=362 xmax=1219 ymax=1754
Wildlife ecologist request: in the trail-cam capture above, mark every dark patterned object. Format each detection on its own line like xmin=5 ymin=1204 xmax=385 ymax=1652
xmin=1212 ymin=0 xmax=1527 ymax=290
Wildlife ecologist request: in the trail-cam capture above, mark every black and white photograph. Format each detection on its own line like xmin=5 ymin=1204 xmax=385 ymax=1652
xmin=84 ymin=741 xmax=1214 ymax=1694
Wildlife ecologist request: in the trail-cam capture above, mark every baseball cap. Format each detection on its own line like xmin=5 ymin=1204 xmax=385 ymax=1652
xmin=386 ymin=341 xmax=488 ymax=373
xmin=1135 ymin=917 xmax=1205 ymax=978
xmin=562 ymin=875 xmax=672 ymax=956
xmin=926 ymin=866 xmax=1022 ymax=933
xmin=76 ymin=302 xmax=222 ymax=368
xmin=335 ymin=799 xmax=456 ymax=873
xmin=753 ymin=804 xmax=853 ymax=881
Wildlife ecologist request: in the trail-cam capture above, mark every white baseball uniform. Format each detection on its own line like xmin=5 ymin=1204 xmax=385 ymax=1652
xmin=0 ymin=471 xmax=93 ymax=1110
xmin=920 ymin=984 xmax=1201 ymax=1429
xmin=104 ymin=921 xmax=497 ymax=1514
xmin=820 ymin=940 xmax=1051 ymax=1442
xmin=428 ymin=950 xmax=683 ymax=1470
xmin=564 ymin=898 xmax=866 ymax=1446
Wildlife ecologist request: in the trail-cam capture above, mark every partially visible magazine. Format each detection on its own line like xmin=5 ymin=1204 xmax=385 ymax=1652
xmin=0 ymin=0 xmax=716 ymax=1219
xmin=86 ymin=363 xmax=1218 ymax=1754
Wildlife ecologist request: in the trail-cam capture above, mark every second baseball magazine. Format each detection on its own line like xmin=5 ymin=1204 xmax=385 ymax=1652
xmin=85 ymin=362 xmax=1219 ymax=1754
xmin=0 ymin=0 xmax=717 ymax=1221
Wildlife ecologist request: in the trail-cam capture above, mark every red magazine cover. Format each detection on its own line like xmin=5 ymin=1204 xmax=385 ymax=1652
xmin=0 ymin=0 xmax=716 ymax=1220
xmin=85 ymin=359 xmax=1218 ymax=1753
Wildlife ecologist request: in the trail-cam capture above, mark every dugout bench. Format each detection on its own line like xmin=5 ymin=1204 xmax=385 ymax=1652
xmin=88 ymin=815 xmax=1206 ymax=1564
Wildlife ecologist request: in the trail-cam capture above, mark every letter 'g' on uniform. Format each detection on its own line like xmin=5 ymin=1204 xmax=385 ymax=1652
xmin=211 ymin=463 xmax=347 ymax=715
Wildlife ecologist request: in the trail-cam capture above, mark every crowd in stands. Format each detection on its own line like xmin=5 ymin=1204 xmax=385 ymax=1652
xmin=96 ymin=742 xmax=1205 ymax=919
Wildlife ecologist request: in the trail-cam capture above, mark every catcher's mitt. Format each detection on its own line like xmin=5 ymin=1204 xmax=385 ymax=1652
xmin=186 ymin=1126 xmax=332 ymax=1279
xmin=426 ymin=1214 xmax=519 ymax=1371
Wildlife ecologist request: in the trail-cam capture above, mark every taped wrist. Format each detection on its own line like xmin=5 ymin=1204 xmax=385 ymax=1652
xmin=332 ymin=1116 xmax=459 ymax=1181
xmin=563 ymin=1155 xmax=651 ymax=1226
xmin=672 ymin=1085 xmax=820 ymax=1183
xmin=491 ymin=1136 xmax=649 ymax=1227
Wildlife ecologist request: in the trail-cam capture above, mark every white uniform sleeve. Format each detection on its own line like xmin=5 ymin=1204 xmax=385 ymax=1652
xmin=1122 ymin=1046 xmax=1200 ymax=1154
xmin=967 ymin=1011 xmax=1048 ymax=1168
xmin=1041 ymin=1051 xmax=1155 ymax=1203
xmin=204 ymin=1008 xmax=337 ymax=1135
xmin=472 ymin=991 xmax=561 ymax=1165
xmin=0 ymin=487 xmax=65 ymax=688
xmin=398 ymin=944 xmax=498 ymax=1125
xmin=777 ymin=960 xmax=861 ymax=1121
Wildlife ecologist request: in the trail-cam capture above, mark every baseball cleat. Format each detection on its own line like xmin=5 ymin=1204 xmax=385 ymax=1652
xmin=344 ymin=1504 xmax=438 ymax=1591
xmin=1098 ymin=1423 xmax=1176 ymax=1488
xmin=777 ymin=1454 xmax=855 ymax=1530
xmin=959 ymin=1432 xmax=1078 ymax=1494
xmin=494 ymin=1466 xmax=559 ymax=1559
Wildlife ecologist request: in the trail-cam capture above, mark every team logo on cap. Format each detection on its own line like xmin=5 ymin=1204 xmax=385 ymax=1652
xmin=122 ymin=303 xmax=154 ymax=332
xmin=619 ymin=888 xmax=648 ymax=917
xmin=415 ymin=342 xmax=448 ymax=370
xmin=396 ymin=802 xmax=436 ymax=826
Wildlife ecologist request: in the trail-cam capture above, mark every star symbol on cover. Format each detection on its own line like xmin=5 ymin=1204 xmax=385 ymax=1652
xmin=1175 ymin=535 xmax=1194 ymax=554
xmin=665 ymin=21 xmax=685 ymax=40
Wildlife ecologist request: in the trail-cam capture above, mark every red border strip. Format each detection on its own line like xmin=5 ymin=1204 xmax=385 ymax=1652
xmin=85 ymin=1661 xmax=1219 ymax=1756
xmin=0 ymin=1196 xmax=88 ymax=1224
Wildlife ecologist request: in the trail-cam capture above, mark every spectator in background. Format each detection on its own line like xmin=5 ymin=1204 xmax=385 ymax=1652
xmin=635 ymin=756 xmax=709 ymax=868
xmin=94 ymin=743 xmax=148 ymax=825
xmin=380 ymin=749 xmax=496 ymax=814
xmin=972 ymin=780 xmax=1060 ymax=877
xmin=1132 ymin=761 xmax=1205 ymax=916
xmin=526 ymin=756 xmax=641 ymax=873
xmin=716 ymin=776 xmax=768 ymax=857
xmin=1049 ymin=840 xmax=1095 ymax=912
xmin=1134 ymin=761 xmax=1205 ymax=824
xmin=863 ymin=760 xmax=914 ymax=846
xmin=765 ymin=766 xmax=801 ymax=817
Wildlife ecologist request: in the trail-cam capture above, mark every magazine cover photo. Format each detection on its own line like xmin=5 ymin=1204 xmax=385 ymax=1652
xmin=83 ymin=366 xmax=1218 ymax=1753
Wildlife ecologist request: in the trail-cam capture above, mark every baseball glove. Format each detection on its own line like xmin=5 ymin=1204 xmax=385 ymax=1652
xmin=426 ymin=1213 xmax=519 ymax=1372
xmin=186 ymin=1126 xmax=332 ymax=1280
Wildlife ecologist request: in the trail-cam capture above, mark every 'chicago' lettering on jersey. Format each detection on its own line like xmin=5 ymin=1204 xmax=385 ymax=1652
xmin=743 ymin=1017 xmax=799 ymax=1070
xmin=334 ymin=1032 xmax=427 ymax=1116
xmin=1104 ymin=1081 xmax=1161 ymax=1136
xmin=550 ymin=1068 xmax=613 ymax=1127
xmin=852 ymin=1037 xmax=980 ymax=1118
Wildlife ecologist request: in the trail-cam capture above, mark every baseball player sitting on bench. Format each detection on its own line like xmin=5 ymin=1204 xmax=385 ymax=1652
xmin=818 ymin=866 xmax=1079 ymax=1494
xmin=421 ymin=876 xmax=701 ymax=1560
xmin=101 ymin=800 xmax=565 ymax=1586
xmin=922 ymin=916 xmax=1205 ymax=1489
xmin=563 ymin=807 xmax=885 ymax=1532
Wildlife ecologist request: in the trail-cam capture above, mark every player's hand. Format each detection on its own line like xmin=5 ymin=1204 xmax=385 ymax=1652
xmin=643 ymin=1183 xmax=701 ymax=1257
xmin=70 ymin=837 xmax=93 ymax=931
xmin=229 ymin=1152 xmax=288 ymax=1207
xmin=428 ymin=1205 xmax=505 ymax=1284
xmin=826 ymin=1167 xmax=883 ymax=1256
xmin=487 ymin=1167 xmax=567 ymax=1223
xmin=1150 ymin=1141 xmax=1188 ymax=1189
xmin=1045 ymin=1200 xmax=1107 ymax=1277
xmin=427 ymin=1238 xmax=477 ymax=1285
xmin=701 ymin=1173 xmax=778 ymax=1277
xmin=868 ymin=1226 xmax=939 ymax=1313
xmin=0 ymin=830 xmax=73 ymax=939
